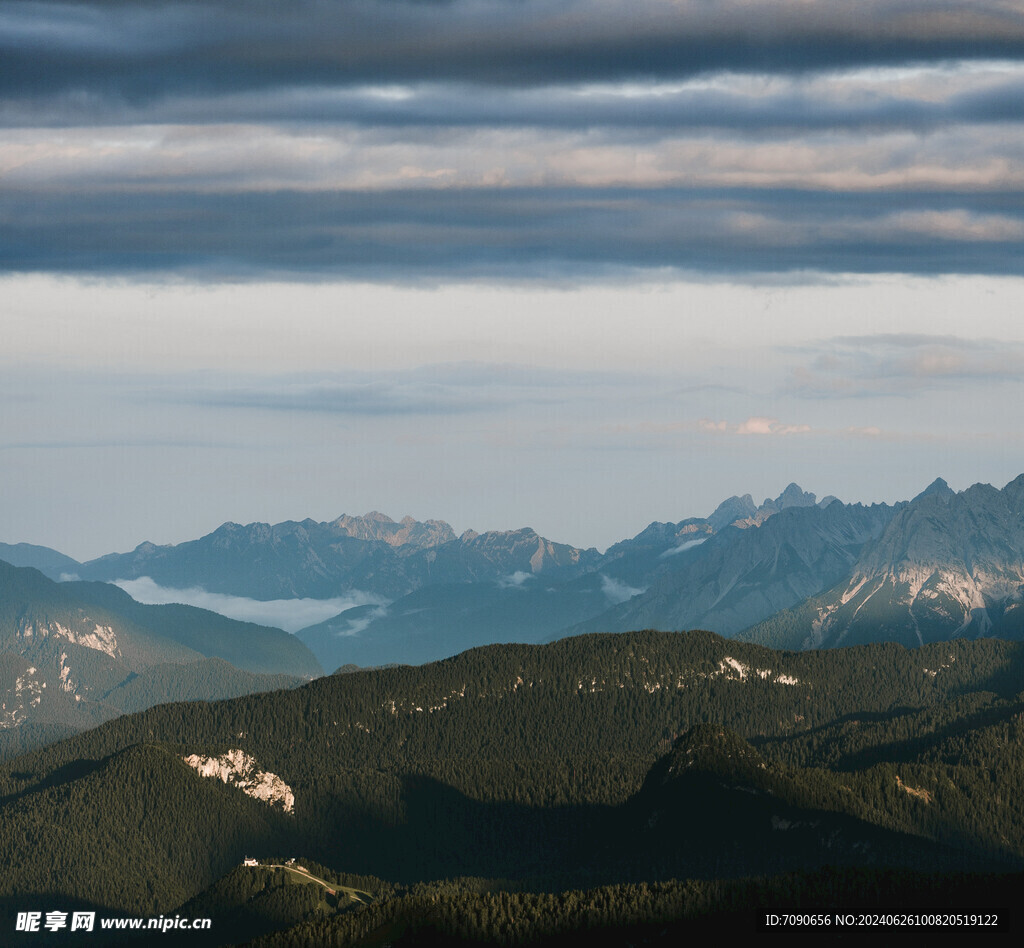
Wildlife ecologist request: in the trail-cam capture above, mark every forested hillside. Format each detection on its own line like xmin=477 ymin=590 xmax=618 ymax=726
xmin=0 ymin=561 xmax=318 ymax=758
xmin=2 ymin=630 xmax=1023 ymax=944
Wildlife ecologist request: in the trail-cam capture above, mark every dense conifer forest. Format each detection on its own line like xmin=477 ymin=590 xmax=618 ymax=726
xmin=3 ymin=630 xmax=1024 ymax=944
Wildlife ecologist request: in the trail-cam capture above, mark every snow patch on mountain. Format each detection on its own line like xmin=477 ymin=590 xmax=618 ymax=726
xmin=840 ymin=577 xmax=871 ymax=606
xmin=182 ymin=749 xmax=295 ymax=813
xmin=923 ymin=654 xmax=957 ymax=678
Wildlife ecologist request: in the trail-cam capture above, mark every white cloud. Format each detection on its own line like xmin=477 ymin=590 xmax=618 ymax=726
xmin=113 ymin=577 xmax=387 ymax=633
xmin=660 ymin=537 xmax=708 ymax=557
xmin=331 ymin=606 xmax=389 ymax=637
xmin=6 ymin=122 xmax=1023 ymax=195
xmin=600 ymin=574 xmax=646 ymax=604
xmin=887 ymin=210 xmax=1024 ymax=243
xmin=5 ymin=274 xmax=1024 ymax=563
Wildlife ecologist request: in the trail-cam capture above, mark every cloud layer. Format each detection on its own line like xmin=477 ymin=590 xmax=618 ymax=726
xmin=113 ymin=577 xmax=385 ymax=633
xmin=4 ymin=185 xmax=1023 ymax=279
xmin=2 ymin=1 xmax=1022 ymax=278
xmin=4 ymin=3 xmax=1024 ymax=562
xmin=4 ymin=2 xmax=1023 ymax=97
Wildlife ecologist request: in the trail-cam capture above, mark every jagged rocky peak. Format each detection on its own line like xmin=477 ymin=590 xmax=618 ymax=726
xmin=707 ymin=483 xmax=819 ymax=532
xmin=912 ymin=477 xmax=954 ymax=504
xmin=207 ymin=520 xmax=279 ymax=544
xmin=633 ymin=521 xmax=681 ymax=543
xmin=707 ymin=494 xmax=758 ymax=531
xmin=330 ymin=512 xmax=456 ymax=548
xmin=131 ymin=540 xmax=166 ymax=554
xmin=803 ymin=474 xmax=1024 ymax=649
xmin=605 ymin=518 xmax=713 ymax=558
xmin=461 ymin=526 xmax=597 ymax=572
xmin=772 ymin=483 xmax=818 ymax=510
xmin=1003 ymin=472 xmax=1024 ymax=495
xmin=862 ymin=476 xmax=1024 ymax=574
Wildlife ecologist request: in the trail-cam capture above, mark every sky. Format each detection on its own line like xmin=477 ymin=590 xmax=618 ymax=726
xmin=2 ymin=0 xmax=1024 ymax=562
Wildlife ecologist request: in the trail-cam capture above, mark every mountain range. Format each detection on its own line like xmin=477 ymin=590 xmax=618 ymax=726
xmin=4 ymin=473 xmax=1024 ymax=748
xmin=72 ymin=513 xmax=599 ymax=600
xmin=4 ymin=475 xmax=1024 ymax=943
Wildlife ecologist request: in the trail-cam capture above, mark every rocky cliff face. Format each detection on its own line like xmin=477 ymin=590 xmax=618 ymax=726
xmin=807 ymin=475 xmax=1024 ymax=648
xmin=571 ymin=498 xmax=897 ymax=637
xmin=409 ymin=527 xmax=601 ymax=586
xmin=330 ymin=512 xmax=457 ymax=549
xmin=182 ymin=749 xmax=295 ymax=813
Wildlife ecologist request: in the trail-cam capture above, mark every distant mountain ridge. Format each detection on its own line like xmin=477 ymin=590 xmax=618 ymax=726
xmin=7 ymin=474 xmax=1024 ymax=672
xmin=0 ymin=541 xmax=82 ymax=580
xmin=330 ymin=511 xmax=457 ymax=548
xmin=77 ymin=513 xmax=600 ymax=600
xmin=797 ymin=474 xmax=1024 ymax=648
xmin=571 ymin=496 xmax=898 ymax=641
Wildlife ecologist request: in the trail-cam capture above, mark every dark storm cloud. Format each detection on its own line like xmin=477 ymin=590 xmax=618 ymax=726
xmin=4 ymin=1 xmax=1024 ymax=281
xmin=3 ymin=0 xmax=1023 ymax=105
xmin=2 ymin=186 xmax=1022 ymax=279
xmin=5 ymin=74 xmax=1024 ymax=134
